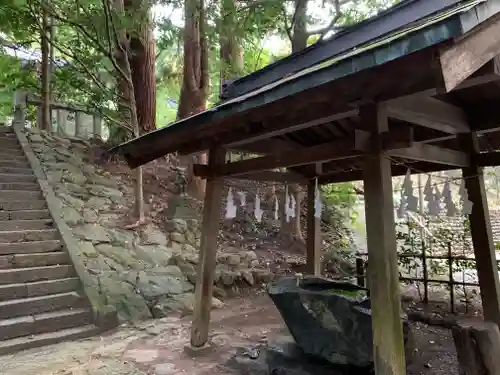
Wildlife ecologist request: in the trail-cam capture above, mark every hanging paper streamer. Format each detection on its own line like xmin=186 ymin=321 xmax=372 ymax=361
xmin=397 ymin=190 xmax=406 ymax=219
xmin=284 ymin=186 xmax=291 ymax=223
xmin=314 ymin=178 xmax=322 ymax=219
xmin=289 ymin=193 xmax=296 ymax=219
xmin=225 ymin=188 xmax=237 ymax=219
xmin=442 ymin=181 xmax=457 ymax=217
xmin=402 ymin=169 xmax=418 ymax=212
xmin=254 ymin=190 xmax=263 ymax=223
xmin=424 ymin=176 xmax=438 ymax=216
xmin=428 ymin=183 xmax=442 ymax=216
xmin=273 ymin=195 xmax=279 ymax=220
xmin=459 ymin=179 xmax=473 ymax=215
xmin=237 ymin=191 xmax=247 ymax=208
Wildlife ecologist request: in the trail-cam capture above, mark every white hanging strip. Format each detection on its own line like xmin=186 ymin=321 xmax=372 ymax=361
xmin=314 ymin=178 xmax=322 ymax=219
xmin=290 ymin=193 xmax=296 ymax=219
xmin=274 ymin=195 xmax=279 ymax=220
xmin=254 ymin=190 xmax=263 ymax=223
xmin=284 ymin=185 xmax=291 ymax=223
xmin=225 ymin=188 xmax=237 ymax=219
xmin=237 ymin=191 xmax=247 ymax=208
xmin=459 ymin=179 xmax=473 ymax=215
xmin=442 ymin=181 xmax=457 ymax=217
xmin=428 ymin=184 xmax=442 ymax=216
xmin=402 ymin=169 xmax=418 ymax=213
xmin=397 ymin=197 xmax=406 ymax=219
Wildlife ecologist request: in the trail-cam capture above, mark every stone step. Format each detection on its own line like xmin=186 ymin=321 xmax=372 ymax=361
xmin=0 ymin=278 xmax=80 ymax=301
xmin=0 ymin=229 xmax=58 ymax=243
xmin=0 ymin=160 xmax=30 ymax=168
xmin=0 ymin=240 xmax=61 ymax=255
xmin=0 ymin=264 xmax=73 ymax=285
xmin=0 ymin=182 xmax=39 ymax=191
xmin=0 ymin=141 xmax=21 ymax=150
xmin=0 ymin=167 xmax=33 ymax=175
xmin=0 ymin=291 xmax=85 ymax=319
xmin=0 ymin=219 xmax=53 ymax=231
xmin=0 ymin=126 xmax=12 ymax=133
xmin=0 ymin=173 xmax=36 ymax=183
xmin=0 ymin=324 xmax=100 ymax=355
xmin=0 ymin=190 xmax=42 ymax=200
xmin=0 ymin=200 xmax=46 ymax=210
xmin=0 ymin=251 xmax=69 ymax=269
xmin=0 ymin=209 xmax=50 ymax=221
xmin=0 ymin=308 xmax=93 ymax=341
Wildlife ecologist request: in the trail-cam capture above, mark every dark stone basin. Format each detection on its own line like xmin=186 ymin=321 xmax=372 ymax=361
xmin=267 ymin=276 xmax=413 ymax=369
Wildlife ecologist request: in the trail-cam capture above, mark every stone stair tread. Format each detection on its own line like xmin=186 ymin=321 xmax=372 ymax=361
xmin=0 ymin=307 xmax=93 ymax=341
xmin=0 ymin=210 xmax=50 ymax=221
xmin=0 ymin=251 xmax=69 ymax=269
xmin=0 ymin=264 xmax=73 ymax=285
xmin=0 ymin=167 xmax=34 ymax=175
xmin=0 ymin=240 xmax=61 ymax=255
xmin=0 ymin=190 xmax=42 ymax=199
xmin=0 ymin=228 xmax=58 ymax=243
xmin=0 ymin=219 xmax=53 ymax=231
xmin=0 ymin=182 xmax=39 ymax=190
xmin=0 ymin=277 xmax=80 ymax=301
xmin=0 ymin=291 xmax=84 ymax=319
xmin=0 ymin=324 xmax=100 ymax=355
xmin=0 ymin=200 xmax=47 ymax=210
xmin=0 ymin=174 xmax=36 ymax=182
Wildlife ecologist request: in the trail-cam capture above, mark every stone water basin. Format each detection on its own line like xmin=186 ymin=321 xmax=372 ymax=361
xmin=267 ymin=276 xmax=414 ymax=369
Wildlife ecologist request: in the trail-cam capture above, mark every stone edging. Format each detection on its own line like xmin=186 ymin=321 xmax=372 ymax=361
xmin=13 ymin=124 xmax=118 ymax=330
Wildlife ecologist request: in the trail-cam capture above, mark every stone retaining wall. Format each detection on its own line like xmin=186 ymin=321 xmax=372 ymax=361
xmin=23 ymin=128 xmax=274 ymax=321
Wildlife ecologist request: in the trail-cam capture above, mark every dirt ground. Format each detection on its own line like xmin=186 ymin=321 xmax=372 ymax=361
xmin=0 ymin=294 xmax=460 ymax=375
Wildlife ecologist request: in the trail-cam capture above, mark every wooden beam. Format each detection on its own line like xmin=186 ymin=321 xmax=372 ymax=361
xmin=386 ymin=97 xmax=469 ymax=134
xmin=388 ymin=143 xmax=469 ymax=167
xmin=306 ymin=181 xmax=321 ymax=276
xmin=319 ymin=162 xmax=458 ymax=184
xmin=361 ymin=104 xmax=406 ymax=375
xmin=198 ymin=130 xmax=370 ymax=177
xmin=439 ymin=14 xmax=500 ymax=92
xmin=190 ymin=147 xmax=225 ymax=348
xmin=460 ymin=133 xmax=500 ymax=327
xmin=193 ymin=165 xmax=307 ymax=183
xmin=226 ymin=110 xmax=358 ymax=148
xmin=476 ymin=152 xmax=500 ymax=167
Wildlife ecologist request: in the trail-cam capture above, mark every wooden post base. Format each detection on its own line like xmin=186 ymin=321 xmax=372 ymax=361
xmin=452 ymin=320 xmax=500 ymax=375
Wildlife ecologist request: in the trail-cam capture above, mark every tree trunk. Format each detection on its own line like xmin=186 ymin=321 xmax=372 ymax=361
xmin=292 ymin=0 xmax=308 ymax=53
xmin=40 ymin=0 xmax=51 ymax=131
xmin=177 ymin=0 xmax=209 ymax=200
xmin=283 ymin=0 xmax=310 ymax=247
xmin=114 ymin=0 xmax=144 ymax=222
xmin=128 ymin=7 xmax=156 ymax=134
xmin=220 ymin=0 xmax=244 ymax=85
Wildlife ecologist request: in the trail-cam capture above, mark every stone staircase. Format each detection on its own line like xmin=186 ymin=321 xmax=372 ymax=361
xmin=0 ymin=126 xmax=100 ymax=355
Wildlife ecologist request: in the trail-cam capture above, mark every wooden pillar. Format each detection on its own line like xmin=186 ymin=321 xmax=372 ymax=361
xmin=306 ymin=181 xmax=321 ymax=276
xmin=361 ymin=104 xmax=406 ymax=375
xmin=461 ymin=133 xmax=500 ymax=326
xmin=190 ymin=147 xmax=225 ymax=348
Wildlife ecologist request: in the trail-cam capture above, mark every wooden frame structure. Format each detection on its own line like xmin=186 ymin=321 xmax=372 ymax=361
xmin=115 ymin=1 xmax=500 ymax=373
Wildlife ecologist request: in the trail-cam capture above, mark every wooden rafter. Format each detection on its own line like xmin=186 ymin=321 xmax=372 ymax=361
xmin=192 ymin=167 xmax=307 ymax=183
xmin=388 ymin=143 xmax=469 ymax=167
xmin=195 ymin=130 xmax=370 ymax=178
xmin=386 ymin=97 xmax=469 ymax=134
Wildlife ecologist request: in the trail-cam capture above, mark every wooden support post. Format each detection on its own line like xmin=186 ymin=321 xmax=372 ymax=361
xmin=461 ymin=133 xmax=500 ymax=326
xmin=190 ymin=147 xmax=225 ymax=349
xmin=56 ymin=110 xmax=64 ymax=134
xmin=306 ymin=181 xmax=321 ymax=276
xmin=361 ymin=104 xmax=406 ymax=375
xmin=452 ymin=320 xmax=500 ymax=375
